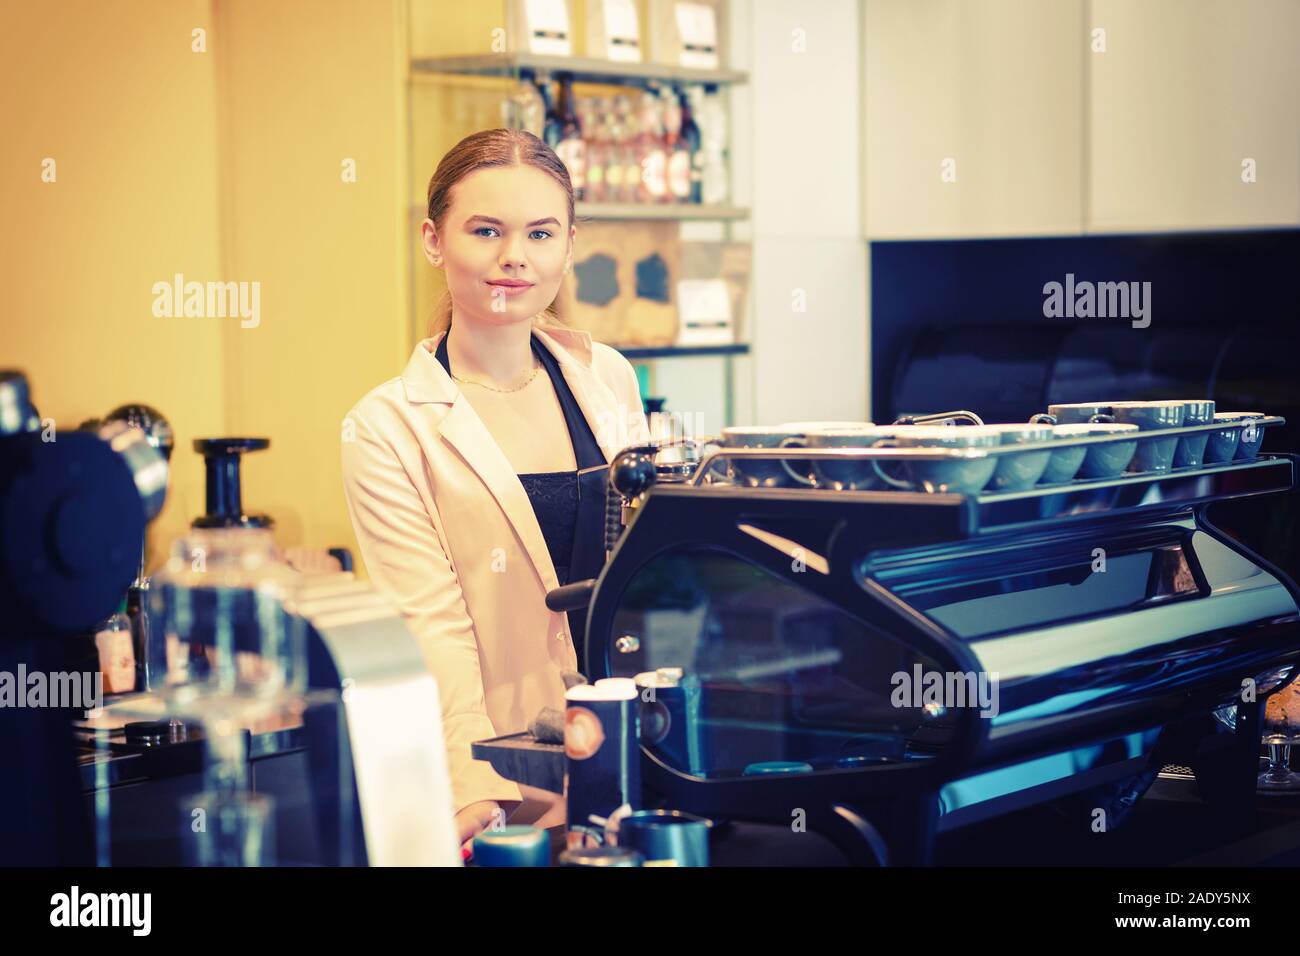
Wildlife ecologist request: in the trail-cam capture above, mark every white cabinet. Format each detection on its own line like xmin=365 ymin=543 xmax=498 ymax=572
xmin=862 ymin=0 xmax=1300 ymax=237
xmin=745 ymin=0 xmax=870 ymax=422
xmin=863 ymin=0 xmax=1085 ymax=238
xmin=1087 ymin=0 xmax=1300 ymax=231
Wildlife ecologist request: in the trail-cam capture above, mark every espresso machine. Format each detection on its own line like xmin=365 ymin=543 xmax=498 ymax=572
xmin=480 ymin=417 xmax=1300 ymax=864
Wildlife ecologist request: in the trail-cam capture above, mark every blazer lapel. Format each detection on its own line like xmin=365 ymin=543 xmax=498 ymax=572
xmin=401 ymin=324 xmax=627 ymax=597
xmin=436 ymin=399 xmax=561 ymax=594
xmin=533 ymin=325 xmax=627 ymax=463
xmin=401 ymin=333 xmax=559 ymax=594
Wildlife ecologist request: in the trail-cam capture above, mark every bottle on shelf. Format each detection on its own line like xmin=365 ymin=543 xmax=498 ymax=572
xmin=662 ymin=86 xmax=691 ymax=204
xmin=537 ymin=70 xmax=562 ymax=149
xmin=615 ymin=95 xmax=642 ymax=204
xmin=503 ymin=68 xmax=546 ymax=139
xmin=679 ymin=86 xmax=704 ymax=205
xmin=583 ymin=97 xmax=612 ymax=204
xmin=599 ymin=98 xmax=627 ymax=204
xmin=94 ymin=598 xmax=135 ymax=696
xmin=698 ymin=84 xmax=730 ymax=206
xmin=635 ymin=89 xmax=668 ymax=204
xmin=554 ymin=75 xmax=587 ymax=201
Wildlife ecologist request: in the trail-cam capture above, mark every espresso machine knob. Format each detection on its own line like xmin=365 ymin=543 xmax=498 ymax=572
xmin=105 ymin=403 xmax=175 ymax=462
xmin=609 ymin=448 xmax=659 ymax=499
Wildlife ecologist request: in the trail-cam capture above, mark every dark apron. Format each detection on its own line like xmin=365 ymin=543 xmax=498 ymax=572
xmin=435 ymin=331 xmax=608 ymax=669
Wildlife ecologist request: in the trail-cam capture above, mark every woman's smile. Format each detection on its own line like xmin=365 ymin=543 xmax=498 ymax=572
xmin=485 ymin=278 xmax=536 ymax=297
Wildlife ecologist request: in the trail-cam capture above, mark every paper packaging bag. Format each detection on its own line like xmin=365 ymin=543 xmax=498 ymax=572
xmin=506 ymin=0 xmax=575 ymax=56
xmin=555 ymin=220 xmax=680 ymax=347
xmin=587 ymin=0 xmax=643 ymax=63
xmin=677 ymin=240 xmax=750 ymax=345
xmin=646 ymin=0 xmax=725 ymax=69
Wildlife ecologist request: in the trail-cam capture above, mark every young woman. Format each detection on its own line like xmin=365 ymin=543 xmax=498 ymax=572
xmin=341 ymin=129 xmax=650 ymax=852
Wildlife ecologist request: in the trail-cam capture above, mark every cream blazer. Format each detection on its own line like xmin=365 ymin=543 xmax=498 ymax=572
xmin=340 ymin=322 xmax=650 ymax=814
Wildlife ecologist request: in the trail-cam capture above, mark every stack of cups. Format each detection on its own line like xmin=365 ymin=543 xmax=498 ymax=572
xmin=564 ymin=678 xmax=640 ymax=849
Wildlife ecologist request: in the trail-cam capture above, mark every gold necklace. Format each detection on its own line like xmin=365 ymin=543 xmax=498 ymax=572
xmin=451 ymin=364 xmax=541 ymax=393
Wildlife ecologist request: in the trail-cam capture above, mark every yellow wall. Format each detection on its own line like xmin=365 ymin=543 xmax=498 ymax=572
xmin=215 ymin=0 xmax=409 ymax=562
xmin=2 ymin=0 xmax=409 ymax=573
xmin=1 ymin=0 xmax=227 ymax=568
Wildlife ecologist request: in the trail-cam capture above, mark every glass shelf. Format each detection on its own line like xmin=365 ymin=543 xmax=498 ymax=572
xmin=617 ymin=343 xmax=749 ymax=360
xmin=409 ymin=200 xmax=749 ymax=223
xmin=577 ymin=201 xmax=748 ymax=221
xmin=411 ymin=52 xmax=748 ymax=89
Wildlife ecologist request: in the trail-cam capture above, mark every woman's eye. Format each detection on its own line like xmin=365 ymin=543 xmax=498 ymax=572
xmin=473 ymin=226 xmax=551 ymax=239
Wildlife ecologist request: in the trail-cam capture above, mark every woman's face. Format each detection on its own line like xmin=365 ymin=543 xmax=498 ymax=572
xmin=423 ymin=164 xmax=574 ymax=327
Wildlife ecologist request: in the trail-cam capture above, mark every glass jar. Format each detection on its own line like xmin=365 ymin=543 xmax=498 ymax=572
xmin=146 ymin=527 xmax=307 ymax=713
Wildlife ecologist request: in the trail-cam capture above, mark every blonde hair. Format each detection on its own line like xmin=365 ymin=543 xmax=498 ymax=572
xmin=425 ymin=128 xmax=575 ymax=338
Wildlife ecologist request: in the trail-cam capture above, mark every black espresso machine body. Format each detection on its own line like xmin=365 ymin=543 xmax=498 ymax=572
xmin=573 ymin=440 xmax=1300 ymax=864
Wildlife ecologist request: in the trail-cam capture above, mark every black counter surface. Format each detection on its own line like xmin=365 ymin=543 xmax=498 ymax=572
xmin=468 ymin=776 xmax=1300 ymax=867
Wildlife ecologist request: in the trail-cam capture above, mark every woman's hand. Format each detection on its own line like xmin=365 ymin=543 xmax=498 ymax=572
xmin=457 ymin=788 xmax=566 ymax=860
xmin=515 ymin=784 xmax=567 ymax=829
xmin=455 ymin=800 xmax=506 ymax=851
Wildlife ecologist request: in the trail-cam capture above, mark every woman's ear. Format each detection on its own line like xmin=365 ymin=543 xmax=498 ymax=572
xmin=421 ymin=219 xmax=443 ymax=267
